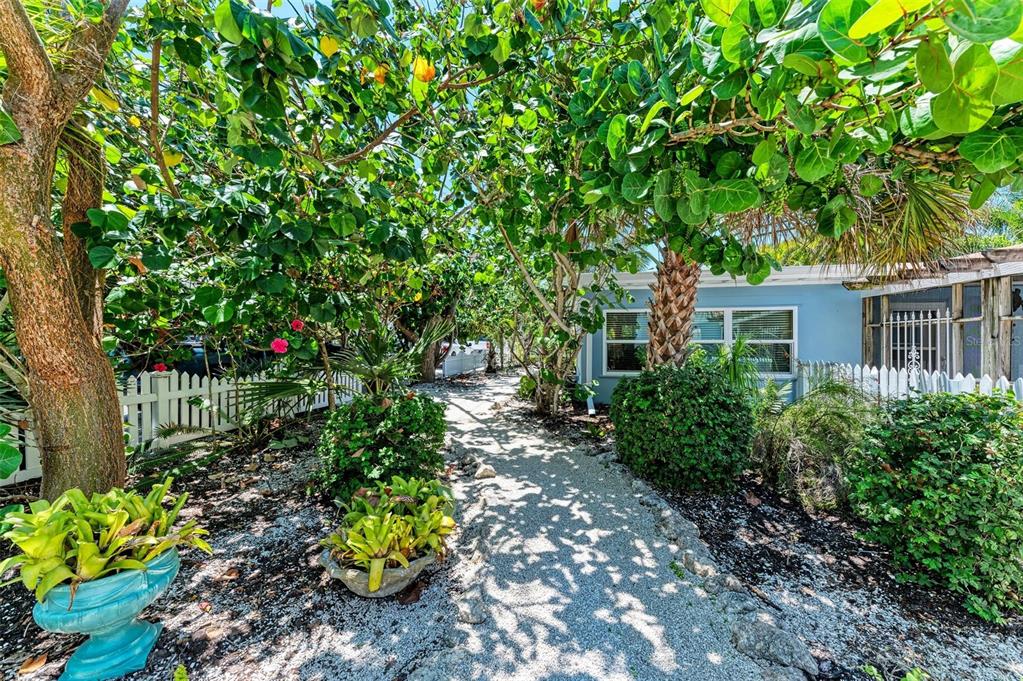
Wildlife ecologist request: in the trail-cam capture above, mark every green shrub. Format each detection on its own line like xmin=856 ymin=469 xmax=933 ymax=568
xmin=315 ymin=391 xmax=446 ymax=500
xmin=610 ymin=360 xmax=754 ymax=491
xmin=754 ymin=378 xmax=878 ymax=513
xmin=849 ymin=391 xmax=1023 ymax=621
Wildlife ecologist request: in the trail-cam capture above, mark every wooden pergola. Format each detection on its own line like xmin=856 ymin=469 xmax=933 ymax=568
xmin=855 ymin=247 xmax=1023 ymax=378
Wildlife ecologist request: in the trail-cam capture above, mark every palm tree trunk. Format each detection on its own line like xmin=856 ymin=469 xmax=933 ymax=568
xmin=647 ymin=245 xmax=701 ymax=367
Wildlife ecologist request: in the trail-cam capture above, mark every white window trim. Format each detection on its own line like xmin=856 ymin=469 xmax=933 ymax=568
xmin=601 ymin=306 xmax=798 ymax=377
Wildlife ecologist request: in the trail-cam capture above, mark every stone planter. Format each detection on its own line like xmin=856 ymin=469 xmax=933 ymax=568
xmin=33 ymin=549 xmax=180 ymax=681
xmin=320 ymin=549 xmax=435 ymax=598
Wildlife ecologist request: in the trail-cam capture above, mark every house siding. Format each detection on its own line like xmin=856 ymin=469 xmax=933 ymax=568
xmin=582 ymin=282 xmax=866 ymax=404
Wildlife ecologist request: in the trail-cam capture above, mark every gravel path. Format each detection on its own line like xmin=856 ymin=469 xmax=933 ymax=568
xmin=412 ymin=375 xmax=763 ymax=680
xmin=1 ymin=374 xmax=764 ymax=681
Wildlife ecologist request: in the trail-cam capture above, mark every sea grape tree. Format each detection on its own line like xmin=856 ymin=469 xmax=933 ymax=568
xmin=455 ymin=0 xmax=1023 ymax=384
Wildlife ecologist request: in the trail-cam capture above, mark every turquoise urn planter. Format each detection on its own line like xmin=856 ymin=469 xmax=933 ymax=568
xmin=32 ymin=549 xmax=180 ymax=681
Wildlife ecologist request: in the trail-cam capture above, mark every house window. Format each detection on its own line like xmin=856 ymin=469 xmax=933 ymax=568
xmin=731 ymin=309 xmax=795 ymax=374
xmin=604 ymin=311 xmax=649 ymax=372
xmin=692 ymin=310 xmax=725 ymax=357
xmin=603 ymin=307 xmax=796 ymax=375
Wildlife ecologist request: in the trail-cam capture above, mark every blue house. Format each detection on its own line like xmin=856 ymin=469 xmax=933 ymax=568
xmin=579 ymin=265 xmax=867 ymax=404
xmin=579 ymin=248 xmax=1023 ymax=405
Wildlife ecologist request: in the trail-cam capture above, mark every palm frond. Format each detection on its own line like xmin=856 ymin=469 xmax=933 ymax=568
xmin=333 ymin=317 xmax=454 ymax=395
xmin=715 ymin=335 xmax=761 ymax=394
xmin=235 ymin=377 xmax=338 ymax=417
xmin=725 ymin=174 xmax=973 ymax=276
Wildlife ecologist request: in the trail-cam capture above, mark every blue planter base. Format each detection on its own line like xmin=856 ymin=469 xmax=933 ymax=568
xmin=33 ymin=549 xmax=180 ymax=681
xmin=59 ymin=620 xmax=164 ymax=681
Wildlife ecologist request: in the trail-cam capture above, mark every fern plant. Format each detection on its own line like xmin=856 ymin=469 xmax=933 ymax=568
xmin=754 ymin=378 xmax=877 ymax=512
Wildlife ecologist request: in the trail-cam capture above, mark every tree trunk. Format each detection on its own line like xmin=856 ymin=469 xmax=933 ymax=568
xmin=61 ymin=126 xmax=106 ymax=342
xmin=419 ymin=341 xmax=438 ymax=383
xmin=534 ymin=380 xmax=561 ymax=415
xmin=319 ymin=337 xmax=336 ymax=411
xmin=0 ymin=0 xmax=130 ymax=497
xmin=0 ymin=142 xmax=125 ymax=499
xmin=485 ymin=342 xmax=497 ymax=373
xmin=647 ymin=245 xmax=702 ymax=367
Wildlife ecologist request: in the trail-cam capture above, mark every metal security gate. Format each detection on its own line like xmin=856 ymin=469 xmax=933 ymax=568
xmin=884 ymin=308 xmax=953 ymax=373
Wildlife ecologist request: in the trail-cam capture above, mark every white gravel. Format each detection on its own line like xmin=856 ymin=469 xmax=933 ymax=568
xmin=732 ymin=519 xmax=1023 ymax=680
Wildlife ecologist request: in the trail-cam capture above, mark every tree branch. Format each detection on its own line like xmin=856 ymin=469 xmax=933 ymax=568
xmin=494 ymin=220 xmax=574 ymax=335
xmin=0 ymin=0 xmax=58 ymax=114
xmin=667 ymin=117 xmax=770 ymax=145
xmin=56 ymin=0 xmax=130 ymax=114
xmin=890 ymin=144 xmax=960 ymax=164
xmin=148 ymin=38 xmax=181 ymax=198
xmin=443 ymin=70 xmax=508 ymax=91
xmin=336 ymin=107 xmax=420 ymax=165
xmin=333 ymin=65 xmax=510 ymax=165
xmin=393 ymin=317 xmax=419 ymax=343
xmin=60 ymin=122 xmax=106 ymax=343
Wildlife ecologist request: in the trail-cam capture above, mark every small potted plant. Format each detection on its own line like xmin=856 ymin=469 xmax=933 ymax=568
xmin=320 ymin=476 xmax=455 ymax=597
xmin=0 ymin=478 xmax=211 ymax=681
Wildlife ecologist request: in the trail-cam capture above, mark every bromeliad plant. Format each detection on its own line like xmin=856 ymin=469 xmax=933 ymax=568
xmin=321 ymin=476 xmax=455 ymax=593
xmin=0 ymin=478 xmax=211 ymax=602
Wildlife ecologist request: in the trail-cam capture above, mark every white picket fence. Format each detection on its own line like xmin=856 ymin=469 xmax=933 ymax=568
xmin=441 ymin=349 xmax=487 ymax=377
xmin=799 ymin=361 xmax=1023 ymax=403
xmin=1 ymin=370 xmax=361 ymax=486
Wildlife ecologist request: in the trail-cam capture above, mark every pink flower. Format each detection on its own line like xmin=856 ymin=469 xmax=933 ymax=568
xmin=270 ymin=338 xmax=289 ymax=354
xmin=291 ymin=319 xmax=305 ymax=332
xmin=153 ymin=363 xmax=168 ymax=372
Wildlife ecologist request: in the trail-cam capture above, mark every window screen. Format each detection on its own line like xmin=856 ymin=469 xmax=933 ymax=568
xmin=605 ymin=311 xmax=649 ymax=371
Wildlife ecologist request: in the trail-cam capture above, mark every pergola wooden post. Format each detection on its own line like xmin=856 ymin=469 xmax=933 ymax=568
xmin=862 ymin=297 xmax=874 ymax=365
xmin=981 ymin=276 xmax=1013 ymax=378
xmin=879 ymin=295 xmax=891 ymax=367
xmin=951 ymin=283 xmax=964 ymax=375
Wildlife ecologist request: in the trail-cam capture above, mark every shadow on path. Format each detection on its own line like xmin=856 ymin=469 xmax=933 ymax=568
xmin=414 ymin=375 xmax=762 ymax=681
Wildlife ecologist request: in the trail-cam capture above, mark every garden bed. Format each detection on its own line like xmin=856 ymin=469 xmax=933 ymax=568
xmin=536 ymin=408 xmax=1023 ymax=681
xmin=664 ymin=476 xmax=1023 ymax=680
xmin=0 ymin=415 xmax=470 ymax=680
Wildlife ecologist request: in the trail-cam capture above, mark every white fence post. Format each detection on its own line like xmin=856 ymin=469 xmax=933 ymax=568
xmin=149 ymin=371 xmax=172 ymax=447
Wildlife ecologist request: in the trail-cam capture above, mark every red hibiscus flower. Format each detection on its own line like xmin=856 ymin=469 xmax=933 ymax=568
xmin=270 ymin=338 xmax=289 ymax=354
xmin=291 ymin=319 xmax=305 ymax=332
xmin=153 ymin=363 xmax=168 ymax=372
